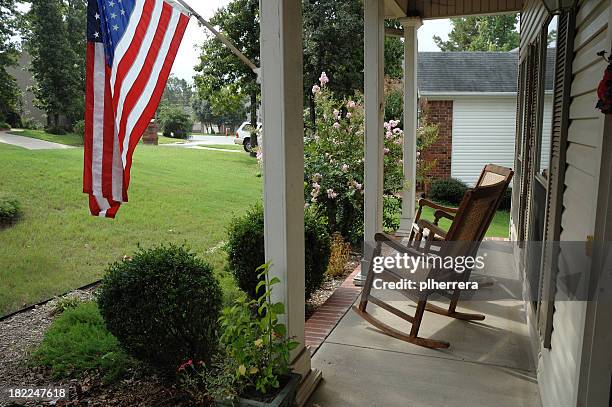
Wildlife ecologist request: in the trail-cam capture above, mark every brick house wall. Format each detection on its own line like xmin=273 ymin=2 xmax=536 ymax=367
xmin=420 ymin=99 xmax=453 ymax=180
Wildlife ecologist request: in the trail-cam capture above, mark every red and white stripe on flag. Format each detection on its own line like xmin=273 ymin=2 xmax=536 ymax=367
xmin=83 ymin=0 xmax=190 ymax=218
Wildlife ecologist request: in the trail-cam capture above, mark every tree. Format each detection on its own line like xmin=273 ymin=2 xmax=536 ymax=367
xmin=25 ymin=0 xmax=86 ymax=128
xmin=191 ymin=97 xmax=217 ymax=134
xmin=159 ymin=75 xmax=194 ymax=111
xmin=0 ymin=0 xmax=21 ymax=124
xmin=195 ymin=0 xmax=259 ymax=146
xmin=303 ymin=1 xmax=403 ymax=123
xmin=433 ymin=15 xmax=519 ymax=52
xmin=208 ymin=84 xmax=247 ymax=133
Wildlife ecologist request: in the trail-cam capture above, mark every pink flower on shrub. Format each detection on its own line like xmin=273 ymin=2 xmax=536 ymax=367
xmin=178 ymin=359 xmax=193 ymax=372
xmin=353 ymin=181 xmax=363 ymax=190
xmin=311 ymin=197 xmax=317 ymax=203
xmin=312 ymin=181 xmax=320 ymax=190
xmin=333 ymin=109 xmax=340 ymax=120
xmin=394 ymin=137 xmax=402 ymax=145
xmin=326 ymin=188 xmax=338 ymax=199
xmin=341 ymin=164 xmax=349 ymax=172
xmin=393 ymin=128 xmax=402 ymax=134
xmin=333 ymin=122 xmax=340 ymax=129
xmin=346 ymin=112 xmax=352 ymax=119
xmin=385 ymin=131 xmax=393 ymax=139
xmin=347 ymin=100 xmax=356 ymax=109
xmin=312 ymin=84 xmax=321 ymax=94
xmin=319 ymin=72 xmax=329 ymax=86
xmin=313 ymin=173 xmax=322 ymax=181
xmin=384 ymin=147 xmax=390 ymax=155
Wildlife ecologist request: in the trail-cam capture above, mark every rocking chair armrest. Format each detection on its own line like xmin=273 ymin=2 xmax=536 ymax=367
xmin=416 ymin=219 xmax=447 ymax=240
xmin=418 ymin=198 xmax=459 ymax=214
xmin=374 ymin=232 xmax=424 ymax=257
xmin=434 ymin=209 xmax=455 ymax=224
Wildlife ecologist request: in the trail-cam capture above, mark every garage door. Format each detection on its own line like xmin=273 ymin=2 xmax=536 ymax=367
xmin=451 ymin=96 xmax=552 ymax=186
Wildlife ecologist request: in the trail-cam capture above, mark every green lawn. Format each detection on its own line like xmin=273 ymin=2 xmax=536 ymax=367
xmin=9 ymin=130 xmax=83 ymax=146
xmin=202 ymin=144 xmax=244 ymax=151
xmin=156 ymin=135 xmax=187 ymax=144
xmin=0 ymin=143 xmax=261 ymax=315
xmin=421 ymin=205 xmax=509 ymax=238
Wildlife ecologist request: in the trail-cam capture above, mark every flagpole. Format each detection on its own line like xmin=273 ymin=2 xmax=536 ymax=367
xmin=172 ymin=0 xmax=260 ymax=75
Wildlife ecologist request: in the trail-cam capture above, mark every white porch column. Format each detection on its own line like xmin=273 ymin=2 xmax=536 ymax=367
xmin=396 ymin=17 xmax=422 ymax=236
xmin=260 ymin=0 xmax=321 ymax=404
xmin=355 ymin=0 xmax=385 ymax=285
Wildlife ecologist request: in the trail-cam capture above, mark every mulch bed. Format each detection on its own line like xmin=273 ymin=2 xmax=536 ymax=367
xmin=305 ymin=253 xmax=360 ymax=320
xmin=0 ymin=256 xmax=360 ymax=406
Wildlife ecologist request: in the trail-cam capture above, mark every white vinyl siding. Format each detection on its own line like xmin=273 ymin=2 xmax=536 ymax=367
xmin=537 ymin=1 xmax=608 ymax=406
xmin=450 ymin=96 xmax=552 ymax=186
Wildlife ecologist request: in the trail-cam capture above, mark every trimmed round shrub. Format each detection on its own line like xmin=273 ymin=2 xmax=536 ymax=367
xmin=97 ymin=244 xmax=222 ymax=373
xmin=0 ymin=195 xmax=22 ymax=225
xmin=429 ymin=178 xmax=468 ymax=206
xmin=226 ymin=204 xmax=331 ymax=300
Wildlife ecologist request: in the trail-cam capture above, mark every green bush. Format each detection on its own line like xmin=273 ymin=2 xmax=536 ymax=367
xmin=45 ymin=126 xmax=67 ymax=135
xmin=226 ymin=204 xmax=331 ymax=300
xmin=21 ymin=118 xmax=43 ymax=130
xmin=0 ymin=195 xmax=22 ymax=225
xmin=429 ymin=178 xmax=468 ymax=206
xmin=73 ymin=120 xmax=86 ymax=139
xmin=97 ymin=244 xmax=222 ymax=373
xmin=498 ymin=187 xmax=512 ymax=211
xmin=32 ymin=302 xmax=134 ymax=383
xmin=0 ymin=121 xmax=10 ymax=130
xmin=383 ymin=195 xmax=402 ymax=232
xmin=158 ymin=106 xmax=193 ymax=139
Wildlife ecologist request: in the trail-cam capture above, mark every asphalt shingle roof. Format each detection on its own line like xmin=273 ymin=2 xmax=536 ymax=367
xmin=418 ymin=50 xmax=555 ymax=93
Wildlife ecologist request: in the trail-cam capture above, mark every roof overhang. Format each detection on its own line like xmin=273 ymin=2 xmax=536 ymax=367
xmin=420 ymin=91 xmax=517 ymax=100
xmin=385 ymin=0 xmax=523 ymax=20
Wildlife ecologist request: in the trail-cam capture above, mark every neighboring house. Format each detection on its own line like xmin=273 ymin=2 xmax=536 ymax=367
xmin=418 ymin=50 xmax=554 ymax=186
xmin=7 ymin=51 xmax=46 ymax=125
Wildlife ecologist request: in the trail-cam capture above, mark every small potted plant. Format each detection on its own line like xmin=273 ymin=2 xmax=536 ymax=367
xmin=179 ymin=263 xmax=301 ymax=406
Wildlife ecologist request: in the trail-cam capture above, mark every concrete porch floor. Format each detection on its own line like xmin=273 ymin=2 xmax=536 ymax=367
xmin=306 ymin=246 xmax=541 ymax=406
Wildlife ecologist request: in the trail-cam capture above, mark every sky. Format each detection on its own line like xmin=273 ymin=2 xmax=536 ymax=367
xmin=171 ymin=1 xmax=452 ymax=81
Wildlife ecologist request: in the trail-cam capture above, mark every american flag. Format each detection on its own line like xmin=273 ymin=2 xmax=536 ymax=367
xmin=83 ymin=0 xmax=190 ymax=217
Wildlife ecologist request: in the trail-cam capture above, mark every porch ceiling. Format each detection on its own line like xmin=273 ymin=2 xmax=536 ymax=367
xmin=385 ymin=0 xmax=523 ymax=19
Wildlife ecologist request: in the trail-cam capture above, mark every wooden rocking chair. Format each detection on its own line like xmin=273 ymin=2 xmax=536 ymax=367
xmin=410 ymin=164 xmax=514 ymax=243
xmin=353 ymin=165 xmax=513 ymax=349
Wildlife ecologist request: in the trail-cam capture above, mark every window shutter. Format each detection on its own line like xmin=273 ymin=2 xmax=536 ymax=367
xmin=519 ymin=41 xmax=541 ymax=243
xmin=514 ymin=61 xmax=527 ymax=226
xmin=538 ymin=11 xmax=575 ymax=349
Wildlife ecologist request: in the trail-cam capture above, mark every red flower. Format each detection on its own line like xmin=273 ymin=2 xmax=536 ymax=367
xmin=177 ymin=359 xmax=193 ymax=372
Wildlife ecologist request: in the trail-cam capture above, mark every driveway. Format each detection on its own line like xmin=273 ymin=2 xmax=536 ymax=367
xmin=0 ymin=131 xmax=75 ymax=150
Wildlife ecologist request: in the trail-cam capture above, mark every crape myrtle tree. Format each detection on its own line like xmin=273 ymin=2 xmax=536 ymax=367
xmin=25 ymin=0 xmax=86 ymax=129
xmin=433 ymin=14 xmax=520 ymax=52
xmin=194 ymin=0 xmax=259 ymax=149
xmin=0 ymin=0 xmax=21 ymax=125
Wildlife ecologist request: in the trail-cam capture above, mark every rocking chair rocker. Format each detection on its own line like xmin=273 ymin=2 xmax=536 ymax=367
xmin=353 ymin=164 xmax=513 ymax=349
